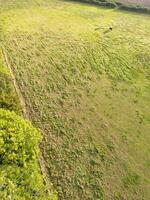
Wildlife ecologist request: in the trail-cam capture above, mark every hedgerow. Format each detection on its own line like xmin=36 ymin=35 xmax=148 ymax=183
xmin=0 ymin=109 xmax=57 ymax=200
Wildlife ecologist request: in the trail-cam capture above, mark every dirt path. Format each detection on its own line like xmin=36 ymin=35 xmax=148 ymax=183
xmin=1 ymin=47 xmax=53 ymax=194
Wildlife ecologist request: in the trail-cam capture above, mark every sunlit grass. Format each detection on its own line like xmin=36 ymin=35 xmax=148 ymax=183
xmin=0 ymin=0 xmax=150 ymax=199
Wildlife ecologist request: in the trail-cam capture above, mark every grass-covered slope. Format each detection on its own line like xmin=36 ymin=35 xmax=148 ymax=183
xmin=0 ymin=0 xmax=150 ymax=199
xmin=0 ymin=4 xmax=57 ymax=198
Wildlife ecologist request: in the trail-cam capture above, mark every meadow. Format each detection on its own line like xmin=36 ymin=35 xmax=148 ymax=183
xmin=0 ymin=0 xmax=150 ymax=199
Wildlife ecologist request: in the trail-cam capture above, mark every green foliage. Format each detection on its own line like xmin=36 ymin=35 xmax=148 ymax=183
xmin=0 ymin=109 xmax=41 ymax=165
xmin=0 ymin=109 xmax=57 ymax=200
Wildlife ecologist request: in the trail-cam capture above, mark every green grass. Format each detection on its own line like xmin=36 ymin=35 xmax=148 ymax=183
xmin=0 ymin=0 xmax=150 ymax=199
xmin=0 ymin=49 xmax=21 ymax=113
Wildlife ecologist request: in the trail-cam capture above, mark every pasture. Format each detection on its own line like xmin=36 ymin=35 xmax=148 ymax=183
xmin=0 ymin=0 xmax=150 ymax=199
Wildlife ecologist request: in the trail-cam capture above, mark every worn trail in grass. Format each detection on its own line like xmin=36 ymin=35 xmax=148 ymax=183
xmin=0 ymin=0 xmax=150 ymax=199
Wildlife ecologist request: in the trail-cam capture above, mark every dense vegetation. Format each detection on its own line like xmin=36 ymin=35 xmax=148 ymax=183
xmin=0 ymin=0 xmax=150 ymax=199
xmin=0 ymin=109 xmax=57 ymax=200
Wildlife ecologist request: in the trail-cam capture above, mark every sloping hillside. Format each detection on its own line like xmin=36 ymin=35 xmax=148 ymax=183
xmin=0 ymin=0 xmax=150 ymax=199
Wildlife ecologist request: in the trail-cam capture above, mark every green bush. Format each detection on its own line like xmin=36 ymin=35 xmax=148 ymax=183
xmin=0 ymin=109 xmax=57 ymax=200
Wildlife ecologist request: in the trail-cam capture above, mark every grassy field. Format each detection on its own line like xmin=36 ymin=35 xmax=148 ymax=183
xmin=0 ymin=0 xmax=150 ymax=199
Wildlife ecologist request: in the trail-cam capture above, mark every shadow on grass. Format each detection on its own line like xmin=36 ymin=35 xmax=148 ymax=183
xmin=63 ymin=0 xmax=150 ymax=14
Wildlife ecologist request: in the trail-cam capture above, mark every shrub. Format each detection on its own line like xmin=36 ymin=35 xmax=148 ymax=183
xmin=0 ymin=109 xmax=57 ymax=200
